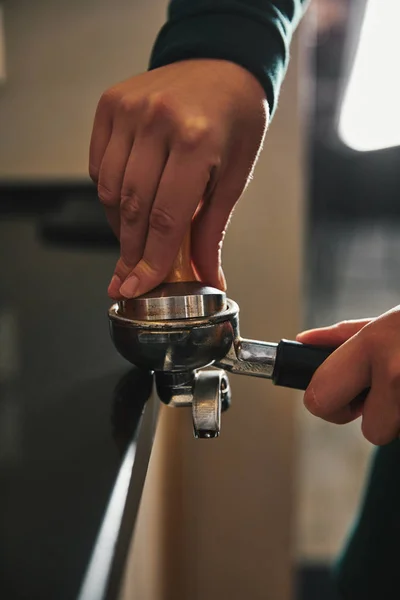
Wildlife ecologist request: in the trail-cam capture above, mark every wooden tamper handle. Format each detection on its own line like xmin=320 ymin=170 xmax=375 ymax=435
xmin=164 ymin=230 xmax=196 ymax=283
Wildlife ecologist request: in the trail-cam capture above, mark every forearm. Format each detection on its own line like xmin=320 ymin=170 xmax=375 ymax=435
xmin=149 ymin=0 xmax=308 ymax=116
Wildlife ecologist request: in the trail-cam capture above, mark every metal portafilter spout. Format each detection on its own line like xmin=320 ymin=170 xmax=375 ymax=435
xmin=108 ymin=232 xmax=346 ymax=438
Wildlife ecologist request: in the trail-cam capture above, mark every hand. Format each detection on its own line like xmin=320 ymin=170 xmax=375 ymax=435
xmin=297 ymin=307 xmax=400 ymax=446
xmin=89 ymin=59 xmax=268 ymax=299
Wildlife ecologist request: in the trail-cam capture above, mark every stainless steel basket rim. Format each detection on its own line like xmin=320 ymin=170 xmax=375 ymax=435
xmin=108 ymin=298 xmax=239 ymax=330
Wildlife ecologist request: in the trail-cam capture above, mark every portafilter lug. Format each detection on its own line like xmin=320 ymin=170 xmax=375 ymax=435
xmin=192 ymin=369 xmax=229 ymax=439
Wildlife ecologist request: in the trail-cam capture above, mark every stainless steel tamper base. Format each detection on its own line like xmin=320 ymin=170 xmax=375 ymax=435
xmin=119 ymin=281 xmax=226 ymax=321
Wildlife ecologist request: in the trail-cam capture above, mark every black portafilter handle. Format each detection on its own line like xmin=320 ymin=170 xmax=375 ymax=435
xmin=272 ymin=339 xmax=370 ymax=402
xmin=272 ymin=339 xmax=333 ymax=390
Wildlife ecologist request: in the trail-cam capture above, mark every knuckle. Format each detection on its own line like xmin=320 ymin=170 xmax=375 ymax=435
xmin=149 ymin=206 xmax=175 ymax=237
xmin=177 ymin=118 xmax=213 ymax=150
xmin=117 ymin=94 xmax=140 ymax=117
xmin=99 ymin=87 xmax=120 ymax=111
xmin=145 ymin=92 xmax=176 ymax=123
xmin=98 ymin=183 xmax=119 ymax=208
xmin=120 ymin=194 xmax=142 ymax=224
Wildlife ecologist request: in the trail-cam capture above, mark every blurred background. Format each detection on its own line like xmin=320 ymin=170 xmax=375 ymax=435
xmin=1 ymin=0 xmax=400 ymax=599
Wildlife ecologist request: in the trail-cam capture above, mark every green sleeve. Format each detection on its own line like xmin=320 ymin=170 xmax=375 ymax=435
xmin=334 ymin=441 xmax=400 ymax=599
xmin=149 ymin=0 xmax=308 ymax=117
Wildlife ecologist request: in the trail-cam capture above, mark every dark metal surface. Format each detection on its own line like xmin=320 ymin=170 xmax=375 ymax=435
xmin=0 ymin=192 xmax=154 ymax=600
xmin=78 ymin=389 xmax=159 ymax=600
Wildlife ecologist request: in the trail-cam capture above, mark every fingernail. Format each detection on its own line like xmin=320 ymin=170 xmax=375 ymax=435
xmin=218 ymin=267 xmax=227 ymax=291
xmin=304 ymin=386 xmax=320 ymax=415
xmin=108 ymin=275 xmax=121 ymax=297
xmin=120 ymin=274 xmax=140 ymax=298
xmin=296 ymin=330 xmax=314 ymax=340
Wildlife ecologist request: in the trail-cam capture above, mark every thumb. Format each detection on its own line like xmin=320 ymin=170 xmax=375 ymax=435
xmin=303 ymin=330 xmax=371 ymax=425
xmin=296 ymin=319 xmax=373 ymax=346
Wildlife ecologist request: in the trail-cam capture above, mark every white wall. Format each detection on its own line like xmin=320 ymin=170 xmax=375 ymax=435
xmin=0 ymin=0 xmax=165 ymax=179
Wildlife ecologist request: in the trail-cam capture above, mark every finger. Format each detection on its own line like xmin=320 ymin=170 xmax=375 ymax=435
xmin=191 ymin=144 xmax=257 ymax=290
xmin=107 ymin=135 xmax=168 ymax=299
xmin=361 ymin=355 xmax=400 ymax=445
xmin=297 ymin=319 xmax=373 ymax=346
xmin=120 ymin=134 xmax=169 ymax=270
xmin=97 ymin=114 xmax=135 ymax=238
xmin=191 ymin=181 xmax=236 ymax=290
xmin=119 ymin=147 xmax=215 ymax=298
xmin=304 ymin=331 xmax=371 ymax=424
xmin=89 ymin=92 xmax=114 ymax=183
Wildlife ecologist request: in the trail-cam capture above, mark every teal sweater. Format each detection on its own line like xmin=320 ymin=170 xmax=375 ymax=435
xmin=150 ymin=0 xmax=306 ymax=116
xmin=151 ymin=3 xmax=392 ymax=598
xmin=335 ymin=441 xmax=400 ymax=599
